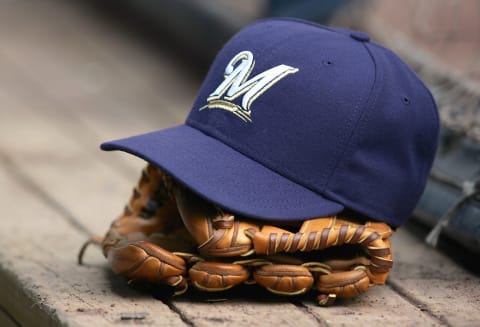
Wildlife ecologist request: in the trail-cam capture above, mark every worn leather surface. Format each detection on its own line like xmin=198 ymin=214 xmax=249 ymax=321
xmin=174 ymin=182 xmax=394 ymax=300
xmin=95 ymin=164 xmax=394 ymax=304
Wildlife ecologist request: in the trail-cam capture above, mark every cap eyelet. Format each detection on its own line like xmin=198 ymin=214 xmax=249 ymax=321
xmin=322 ymin=60 xmax=333 ymax=66
xmin=402 ymin=96 xmax=411 ymax=105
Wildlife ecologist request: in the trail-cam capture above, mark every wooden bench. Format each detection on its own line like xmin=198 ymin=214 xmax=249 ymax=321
xmin=0 ymin=1 xmax=478 ymax=326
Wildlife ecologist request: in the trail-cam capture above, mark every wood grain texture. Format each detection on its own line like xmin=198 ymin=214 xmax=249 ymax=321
xmin=0 ymin=164 xmax=187 ymax=326
xmin=390 ymin=228 xmax=480 ymax=327
xmin=303 ymin=286 xmax=441 ymax=326
xmin=0 ymin=0 xmax=478 ymax=326
xmin=0 ymin=307 xmax=19 ymax=327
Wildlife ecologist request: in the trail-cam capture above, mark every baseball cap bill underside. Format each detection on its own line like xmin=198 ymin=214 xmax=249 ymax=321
xmin=101 ymin=125 xmax=344 ymax=222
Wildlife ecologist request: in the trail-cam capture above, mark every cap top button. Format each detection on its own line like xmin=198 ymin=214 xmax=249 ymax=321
xmin=350 ymin=31 xmax=370 ymax=42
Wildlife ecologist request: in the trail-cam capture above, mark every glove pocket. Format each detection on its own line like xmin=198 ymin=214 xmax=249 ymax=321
xmin=107 ymin=241 xmax=187 ymax=284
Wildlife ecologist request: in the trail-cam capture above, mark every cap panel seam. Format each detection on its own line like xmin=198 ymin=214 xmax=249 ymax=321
xmin=324 ymin=41 xmax=378 ymax=189
xmin=365 ymin=44 xmax=440 ymax=206
xmin=324 ymin=42 xmax=393 ymax=220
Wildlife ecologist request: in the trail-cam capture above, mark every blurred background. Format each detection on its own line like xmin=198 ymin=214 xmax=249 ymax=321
xmin=0 ymin=0 xmax=478 ymax=268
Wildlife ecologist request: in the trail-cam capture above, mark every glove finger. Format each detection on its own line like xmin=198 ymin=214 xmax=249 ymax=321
xmin=367 ymin=238 xmax=393 ymax=284
xmin=102 ymin=164 xmax=182 ymax=256
xmin=107 ymin=240 xmax=187 ymax=288
xmin=248 ymin=217 xmax=393 ymax=287
xmin=174 ymin=185 xmax=258 ymax=257
xmin=253 ymin=264 xmax=314 ymax=296
xmin=189 ymin=261 xmax=250 ymax=291
xmin=121 ymin=164 xmax=180 ymax=233
xmin=316 ymin=268 xmax=370 ymax=298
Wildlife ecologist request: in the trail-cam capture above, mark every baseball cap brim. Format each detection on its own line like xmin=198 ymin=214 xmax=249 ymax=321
xmin=101 ymin=125 xmax=344 ymax=222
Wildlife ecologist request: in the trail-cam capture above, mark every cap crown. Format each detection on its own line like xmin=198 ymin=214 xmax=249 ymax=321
xmin=186 ymin=18 xmax=439 ymax=226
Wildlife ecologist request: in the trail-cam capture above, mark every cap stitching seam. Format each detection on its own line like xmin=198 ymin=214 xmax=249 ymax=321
xmin=324 ymin=41 xmax=378 ymax=189
xmin=324 ymin=42 xmax=394 ymax=222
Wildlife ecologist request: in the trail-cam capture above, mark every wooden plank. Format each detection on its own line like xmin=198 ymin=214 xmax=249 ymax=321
xmin=0 ymin=68 xmax=322 ymax=327
xmin=0 ymin=307 xmax=19 ymax=327
xmin=0 ymin=162 xmax=187 ymax=327
xmin=304 ymin=225 xmax=480 ymax=326
xmin=388 ymin=227 xmax=480 ymax=327
xmin=0 ymin=90 xmax=139 ymax=236
xmin=0 ymin=0 xmax=197 ymax=236
xmin=0 ymin=1 xmax=477 ymax=326
xmin=0 ymin=3 xmax=320 ymax=325
xmin=173 ymin=292 xmax=322 ymax=327
xmin=0 ymin=0 xmax=200 ymax=109
xmin=0 ymin=0 xmax=197 ymax=177
xmin=0 ymin=93 xmax=442 ymax=326
xmin=302 ymin=283 xmax=441 ymax=326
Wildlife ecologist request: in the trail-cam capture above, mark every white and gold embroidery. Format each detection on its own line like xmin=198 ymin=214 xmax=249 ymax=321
xmin=199 ymin=51 xmax=298 ymax=122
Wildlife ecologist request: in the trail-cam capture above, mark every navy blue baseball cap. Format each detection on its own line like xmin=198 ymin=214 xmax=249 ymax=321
xmin=101 ymin=18 xmax=439 ymax=227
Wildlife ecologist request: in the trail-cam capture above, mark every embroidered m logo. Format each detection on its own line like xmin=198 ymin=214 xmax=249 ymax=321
xmin=199 ymin=51 xmax=299 ymax=122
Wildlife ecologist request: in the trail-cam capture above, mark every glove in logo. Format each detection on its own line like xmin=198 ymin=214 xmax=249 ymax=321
xmin=199 ymin=51 xmax=299 ymax=122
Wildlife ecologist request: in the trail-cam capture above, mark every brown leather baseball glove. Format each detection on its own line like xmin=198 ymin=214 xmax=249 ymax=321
xmin=79 ymin=164 xmax=394 ymax=306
